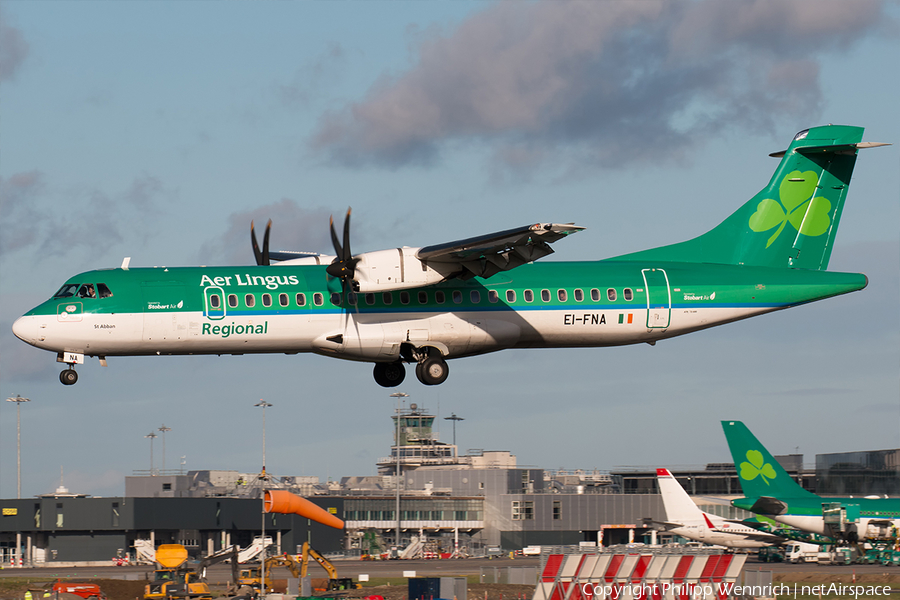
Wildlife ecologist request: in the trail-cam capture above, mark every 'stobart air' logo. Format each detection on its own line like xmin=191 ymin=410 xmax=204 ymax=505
xmin=740 ymin=450 xmax=777 ymax=485
xmin=748 ymin=171 xmax=832 ymax=248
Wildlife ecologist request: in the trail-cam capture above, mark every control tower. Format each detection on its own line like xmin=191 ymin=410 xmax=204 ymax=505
xmin=377 ymin=403 xmax=460 ymax=475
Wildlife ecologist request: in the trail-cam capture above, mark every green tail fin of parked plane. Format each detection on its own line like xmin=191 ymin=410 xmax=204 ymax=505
xmin=721 ymin=420 xmax=818 ymax=500
xmin=616 ymin=125 xmax=871 ymax=270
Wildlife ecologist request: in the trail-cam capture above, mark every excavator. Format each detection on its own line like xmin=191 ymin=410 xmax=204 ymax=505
xmin=144 ymin=544 xmax=239 ymax=600
xmin=238 ymin=543 xmax=358 ymax=594
xmin=299 ymin=542 xmax=358 ymax=592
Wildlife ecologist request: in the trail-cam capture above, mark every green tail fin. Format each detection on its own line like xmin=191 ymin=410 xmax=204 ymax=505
xmin=721 ymin=420 xmax=818 ymax=500
xmin=615 ymin=125 xmax=867 ymax=270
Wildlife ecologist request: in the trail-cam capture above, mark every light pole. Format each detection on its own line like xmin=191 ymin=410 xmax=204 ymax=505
xmin=254 ymin=400 xmax=273 ymax=570
xmin=389 ymin=392 xmax=408 ymax=549
xmin=444 ymin=413 xmax=464 ymax=452
xmin=158 ymin=425 xmax=171 ymax=473
xmin=145 ymin=432 xmax=158 ymax=475
xmin=6 ymin=395 xmax=30 ymax=498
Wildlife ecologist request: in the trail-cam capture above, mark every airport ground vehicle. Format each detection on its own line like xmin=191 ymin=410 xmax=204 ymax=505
xmin=144 ymin=544 xmax=213 ymax=600
xmin=50 ymin=581 xmax=107 ymax=600
xmin=299 ymin=541 xmax=359 ymax=591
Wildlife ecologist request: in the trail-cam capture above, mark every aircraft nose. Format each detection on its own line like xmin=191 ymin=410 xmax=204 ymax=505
xmin=12 ymin=316 xmax=36 ymax=345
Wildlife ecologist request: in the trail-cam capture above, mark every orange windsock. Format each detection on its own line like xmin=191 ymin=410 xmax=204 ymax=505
xmin=264 ymin=490 xmax=344 ymax=529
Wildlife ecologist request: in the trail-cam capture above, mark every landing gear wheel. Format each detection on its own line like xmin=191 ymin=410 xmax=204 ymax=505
xmin=416 ymin=356 xmax=449 ymax=386
xmin=373 ymin=361 xmax=406 ymax=387
xmin=60 ymin=368 xmax=78 ymax=385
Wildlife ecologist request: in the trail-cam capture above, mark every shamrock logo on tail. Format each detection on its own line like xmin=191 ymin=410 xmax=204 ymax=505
xmin=749 ymin=171 xmax=832 ymax=248
xmin=739 ymin=450 xmax=777 ymax=485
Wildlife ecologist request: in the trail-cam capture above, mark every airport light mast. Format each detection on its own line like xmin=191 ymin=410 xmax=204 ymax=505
xmin=6 ymin=394 xmax=30 ymax=498
xmin=255 ymin=399 xmax=273 ymax=571
xmin=389 ymin=392 xmax=408 ymax=549
xmin=144 ymin=431 xmax=158 ymax=475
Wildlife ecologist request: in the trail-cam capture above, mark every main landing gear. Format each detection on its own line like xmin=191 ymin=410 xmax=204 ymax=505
xmin=373 ymin=348 xmax=450 ymax=387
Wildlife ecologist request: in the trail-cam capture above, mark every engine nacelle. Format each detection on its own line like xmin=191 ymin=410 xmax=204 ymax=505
xmin=353 ymin=248 xmax=458 ymax=293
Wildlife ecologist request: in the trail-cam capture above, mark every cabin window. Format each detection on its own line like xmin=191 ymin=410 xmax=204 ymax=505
xmin=228 ymin=294 xmax=238 ymax=308
xmin=590 ymin=288 xmax=600 ymax=302
xmin=279 ymin=293 xmax=288 ymax=307
xmin=506 ymin=290 xmax=516 ymax=303
xmin=607 ymin=288 xmax=617 ymax=302
xmin=452 ymin=290 xmax=463 ymax=304
xmin=366 ymin=293 xmax=376 ymax=305
xmin=313 ymin=293 xmax=324 ymax=306
xmin=245 ymin=294 xmax=255 ymax=308
xmin=574 ymin=289 xmax=583 ymax=302
xmin=470 ymin=290 xmax=481 ymax=303
xmin=77 ymin=284 xmax=96 ymax=299
xmin=330 ymin=292 xmax=341 ymax=306
xmin=624 ymin=288 xmax=633 ymax=301
xmin=524 ymin=289 xmax=534 ymax=303
xmin=262 ymin=293 xmax=272 ymax=307
xmin=382 ymin=292 xmax=393 ymax=305
xmin=418 ymin=291 xmax=428 ymax=304
xmin=400 ymin=291 xmax=410 ymax=305
xmin=541 ymin=289 xmax=550 ymax=302
xmin=345 ymin=292 xmax=356 ymax=305
xmin=296 ymin=293 xmax=306 ymax=307
xmin=97 ymin=283 xmax=113 ymax=298
xmin=488 ymin=290 xmax=499 ymax=303
xmin=557 ymin=289 xmax=567 ymax=302
xmin=54 ymin=284 xmax=80 ymax=298
xmin=435 ymin=291 xmax=446 ymax=304
xmin=209 ymin=294 xmax=221 ymax=308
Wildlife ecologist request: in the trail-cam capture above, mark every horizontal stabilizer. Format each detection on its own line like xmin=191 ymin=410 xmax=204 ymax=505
xmin=750 ymin=496 xmax=789 ymax=516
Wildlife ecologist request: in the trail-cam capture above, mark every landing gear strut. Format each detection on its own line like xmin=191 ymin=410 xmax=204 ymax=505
xmin=373 ymin=361 xmax=406 ymax=387
xmin=59 ymin=368 xmax=78 ymax=386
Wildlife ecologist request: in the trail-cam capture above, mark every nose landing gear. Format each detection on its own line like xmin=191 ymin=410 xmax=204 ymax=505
xmin=59 ymin=368 xmax=78 ymax=386
xmin=57 ymin=351 xmax=84 ymax=385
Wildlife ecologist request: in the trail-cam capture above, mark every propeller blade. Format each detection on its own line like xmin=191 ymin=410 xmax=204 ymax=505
xmin=342 ymin=208 xmax=352 ymax=261
xmin=326 ymin=208 xmax=357 ymax=284
xmin=251 ymin=220 xmax=273 ymax=266
xmin=262 ymin=219 xmax=271 ymax=266
xmin=329 ymin=215 xmax=343 ymax=259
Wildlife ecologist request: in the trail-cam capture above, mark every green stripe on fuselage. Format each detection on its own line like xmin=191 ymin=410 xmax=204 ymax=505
xmin=26 ymin=260 xmax=867 ymax=319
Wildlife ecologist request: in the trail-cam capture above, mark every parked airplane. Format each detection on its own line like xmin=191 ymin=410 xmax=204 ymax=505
xmin=648 ymin=468 xmax=784 ymax=549
xmin=722 ymin=421 xmax=900 ymax=543
xmin=12 ymin=125 xmax=887 ymax=387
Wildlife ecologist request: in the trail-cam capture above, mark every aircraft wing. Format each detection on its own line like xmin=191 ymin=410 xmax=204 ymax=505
xmin=642 ymin=517 xmax=684 ymax=530
xmin=416 ymin=223 xmax=584 ymax=279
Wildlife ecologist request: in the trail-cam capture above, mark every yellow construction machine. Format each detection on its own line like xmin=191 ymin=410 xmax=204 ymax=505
xmin=299 ymin=542 xmax=359 ymax=592
xmin=144 ymin=544 xmax=212 ymax=600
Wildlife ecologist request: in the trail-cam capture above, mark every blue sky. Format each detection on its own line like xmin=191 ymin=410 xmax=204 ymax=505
xmin=1 ymin=0 xmax=898 ymax=498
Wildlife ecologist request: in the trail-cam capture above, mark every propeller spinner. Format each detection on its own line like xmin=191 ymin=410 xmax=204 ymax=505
xmin=250 ymin=219 xmax=272 ymax=266
xmin=326 ymin=208 xmax=360 ymax=292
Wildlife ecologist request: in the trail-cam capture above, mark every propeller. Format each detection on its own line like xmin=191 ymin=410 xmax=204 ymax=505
xmin=325 ymin=208 xmax=359 ymax=292
xmin=251 ymin=219 xmax=272 ymax=266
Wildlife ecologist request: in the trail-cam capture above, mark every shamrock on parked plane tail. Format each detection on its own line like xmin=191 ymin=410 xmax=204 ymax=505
xmin=12 ymin=126 xmax=889 ymax=387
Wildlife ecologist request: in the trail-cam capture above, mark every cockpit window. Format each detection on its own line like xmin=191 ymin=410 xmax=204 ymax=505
xmin=77 ymin=284 xmax=96 ymax=299
xmin=54 ymin=284 xmax=80 ymax=298
xmin=97 ymin=283 xmax=113 ymax=298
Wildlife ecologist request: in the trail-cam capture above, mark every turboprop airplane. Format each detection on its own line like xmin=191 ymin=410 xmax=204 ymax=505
xmin=12 ymin=125 xmax=888 ymax=387
xmin=722 ymin=421 xmax=900 ymax=544
xmin=647 ymin=468 xmax=785 ymax=549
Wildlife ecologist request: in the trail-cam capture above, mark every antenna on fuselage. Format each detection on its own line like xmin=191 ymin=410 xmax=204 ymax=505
xmin=121 ymin=257 xmax=131 ymax=270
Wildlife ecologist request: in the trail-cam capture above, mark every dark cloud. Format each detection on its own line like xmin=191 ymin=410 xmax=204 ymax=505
xmin=197 ymin=199 xmax=336 ymax=266
xmin=309 ymin=0 xmax=888 ymax=173
xmin=0 ymin=172 xmax=174 ymax=260
xmin=0 ymin=7 xmax=29 ymax=81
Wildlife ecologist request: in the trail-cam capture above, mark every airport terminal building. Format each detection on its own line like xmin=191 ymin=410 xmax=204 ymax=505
xmin=2 ymin=404 xmax=897 ymax=565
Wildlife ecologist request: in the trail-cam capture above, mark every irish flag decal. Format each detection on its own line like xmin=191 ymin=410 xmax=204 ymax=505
xmin=618 ymin=313 xmax=633 ymax=324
